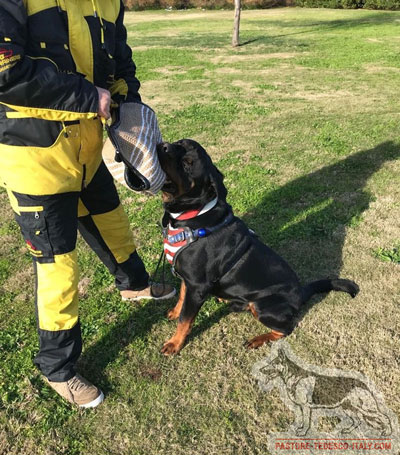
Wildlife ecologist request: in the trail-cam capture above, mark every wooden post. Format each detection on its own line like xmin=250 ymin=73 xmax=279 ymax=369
xmin=232 ymin=0 xmax=241 ymax=47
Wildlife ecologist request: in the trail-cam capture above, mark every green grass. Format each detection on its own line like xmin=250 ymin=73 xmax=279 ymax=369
xmin=374 ymin=243 xmax=400 ymax=264
xmin=1 ymin=8 xmax=400 ymax=455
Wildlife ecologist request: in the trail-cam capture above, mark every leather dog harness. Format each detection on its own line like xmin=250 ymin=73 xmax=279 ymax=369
xmin=162 ymin=198 xmax=234 ymax=274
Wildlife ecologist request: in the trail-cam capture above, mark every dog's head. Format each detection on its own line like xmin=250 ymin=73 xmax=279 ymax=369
xmin=156 ymin=139 xmax=227 ymax=212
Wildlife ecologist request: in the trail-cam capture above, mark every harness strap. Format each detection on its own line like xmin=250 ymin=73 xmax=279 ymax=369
xmin=165 ymin=212 xmax=234 ymax=246
xmin=163 ymin=211 xmax=235 ymax=277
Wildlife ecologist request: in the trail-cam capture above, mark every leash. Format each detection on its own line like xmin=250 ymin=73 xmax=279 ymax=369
xmin=149 ymin=248 xmax=168 ymax=297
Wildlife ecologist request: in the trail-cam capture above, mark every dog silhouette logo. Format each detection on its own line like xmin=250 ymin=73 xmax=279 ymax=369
xmin=252 ymin=340 xmax=399 ymax=455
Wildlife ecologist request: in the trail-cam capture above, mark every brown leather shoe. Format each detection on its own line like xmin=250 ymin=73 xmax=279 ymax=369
xmin=44 ymin=374 xmax=104 ymax=408
xmin=121 ymin=282 xmax=176 ymax=301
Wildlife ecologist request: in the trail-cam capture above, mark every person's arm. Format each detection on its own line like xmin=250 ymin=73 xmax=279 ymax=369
xmin=0 ymin=0 xmax=99 ymax=121
xmin=108 ymin=0 xmax=141 ymax=104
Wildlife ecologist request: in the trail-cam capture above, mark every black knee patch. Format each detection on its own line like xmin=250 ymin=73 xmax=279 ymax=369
xmin=13 ymin=191 xmax=79 ymax=263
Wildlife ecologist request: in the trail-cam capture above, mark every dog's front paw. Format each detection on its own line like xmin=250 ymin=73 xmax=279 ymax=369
xmin=167 ymin=308 xmax=180 ymax=321
xmin=161 ymin=339 xmax=182 ymax=356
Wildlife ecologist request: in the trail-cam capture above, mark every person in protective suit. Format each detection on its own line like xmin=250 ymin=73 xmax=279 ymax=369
xmin=0 ymin=0 xmax=175 ymax=408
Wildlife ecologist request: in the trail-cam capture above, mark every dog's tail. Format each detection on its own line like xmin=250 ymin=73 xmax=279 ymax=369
xmin=301 ymin=278 xmax=359 ymax=304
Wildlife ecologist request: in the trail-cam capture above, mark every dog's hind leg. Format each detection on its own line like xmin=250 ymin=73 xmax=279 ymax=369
xmin=245 ymin=303 xmax=284 ymax=349
xmin=245 ymin=331 xmax=284 ymax=349
xmin=167 ymin=280 xmax=186 ymax=321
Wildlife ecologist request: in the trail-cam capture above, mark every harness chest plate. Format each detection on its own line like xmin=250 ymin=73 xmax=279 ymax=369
xmin=162 ymin=211 xmax=235 ymax=277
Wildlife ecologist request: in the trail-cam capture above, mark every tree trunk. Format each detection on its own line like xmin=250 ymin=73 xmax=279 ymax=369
xmin=232 ymin=0 xmax=241 ymax=47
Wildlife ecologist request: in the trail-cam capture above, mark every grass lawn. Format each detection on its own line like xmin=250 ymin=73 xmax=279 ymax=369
xmin=1 ymin=7 xmax=400 ymax=455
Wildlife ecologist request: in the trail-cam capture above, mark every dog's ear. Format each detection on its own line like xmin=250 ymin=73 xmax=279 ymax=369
xmin=181 ymin=139 xmax=228 ymax=200
xmin=209 ymin=163 xmax=227 ymax=201
xmin=182 ymin=155 xmax=194 ymax=175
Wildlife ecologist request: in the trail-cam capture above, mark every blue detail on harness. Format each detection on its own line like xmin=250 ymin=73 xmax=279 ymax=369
xmin=197 ymin=228 xmax=207 ymax=238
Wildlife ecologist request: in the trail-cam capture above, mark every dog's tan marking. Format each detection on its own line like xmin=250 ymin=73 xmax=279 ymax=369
xmin=161 ymin=317 xmax=193 ymax=356
xmin=167 ymin=281 xmax=186 ymax=321
xmin=247 ymin=302 xmax=259 ymax=319
xmin=246 ymin=330 xmax=284 ymax=349
xmin=162 ymin=192 xmax=173 ymax=203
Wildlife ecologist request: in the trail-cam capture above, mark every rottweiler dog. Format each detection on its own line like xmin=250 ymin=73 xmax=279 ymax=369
xmin=157 ymin=139 xmax=359 ymax=355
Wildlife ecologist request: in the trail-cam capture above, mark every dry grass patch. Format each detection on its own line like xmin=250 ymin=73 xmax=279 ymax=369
xmin=123 ymin=10 xmax=222 ymax=25
xmin=3 ymin=267 xmax=34 ymax=295
xmin=210 ymin=52 xmax=300 ymax=65
xmin=292 ymin=89 xmax=354 ymax=101
xmin=155 ymin=66 xmax=193 ymax=75
xmin=364 ymin=64 xmax=400 ymax=74
xmin=140 ymin=79 xmax=202 ymax=111
xmin=0 ymin=191 xmax=13 ymax=219
xmin=78 ymin=277 xmax=92 ymax=298
xmin=0 ymin=234 xmax=16 ymax=256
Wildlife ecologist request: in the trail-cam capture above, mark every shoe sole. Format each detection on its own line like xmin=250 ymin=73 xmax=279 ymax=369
xmin=80 ymin=390 xmax=104 ymax=409
xmin=122 ymin=288 xmax=176 ymax=302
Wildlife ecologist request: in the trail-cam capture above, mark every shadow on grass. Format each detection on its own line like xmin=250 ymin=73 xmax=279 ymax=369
xmin=130 ymin=11 xmax=398 ymax=49
xmin=193 ymin=141 xmax=400 ymax=338
xmin=79 ymin=297 xmax=174 ymax=392
xmin=244 ymin=12 xmax=398 ymax=45
xmin=81 ymin=141 xmax=399 ymax=383
xmin=247 ymin=141 xmax=399 ymax=321
xmin=239 ymin=38 xmax=260 ymax=46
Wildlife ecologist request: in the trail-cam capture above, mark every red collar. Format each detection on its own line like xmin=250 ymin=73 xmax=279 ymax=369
xmin=169 ymin=197 xmax=218 ymax=221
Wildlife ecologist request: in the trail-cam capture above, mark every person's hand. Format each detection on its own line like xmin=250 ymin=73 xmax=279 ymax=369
xmin=96 ymin=86 xmax=111 ymax=120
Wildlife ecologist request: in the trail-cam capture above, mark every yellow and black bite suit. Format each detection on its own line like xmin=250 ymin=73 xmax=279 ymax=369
xmin=0 ymin=0 xmax=149 ymax=382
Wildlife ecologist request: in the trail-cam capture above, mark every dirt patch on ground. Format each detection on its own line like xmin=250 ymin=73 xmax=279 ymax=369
xmin=3 ymin=267 xmax=34 ymax=296
xmin=292 ymin=89 xmax=354 ymax=101
xmin=364 ymin=64 xmax=400 ymax=74
xmin=210 ymin=52 xmax=300 ymax=65
xmin=131 ymin=45 xmax=176 ymax=52
xmin=127 ymin=30 xmax=181 ymax=40
xmin=0 ymin=234 xmax=16 ymax=255
xmin=155 ymin=67 xmax=189 ymax=75
xmin=139 ymin=79 xmax=193 ymax=111
xmin=0 ymin=191 xmax=13 ymax=219
xmin=212 ymin=67 xmax=245 ymax=75
xmin=78 ymin=277 xmax=92 ymax=298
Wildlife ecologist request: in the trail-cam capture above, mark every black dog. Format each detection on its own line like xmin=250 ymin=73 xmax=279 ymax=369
xmin=157 ymin=139 xmax=359 ymax=355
